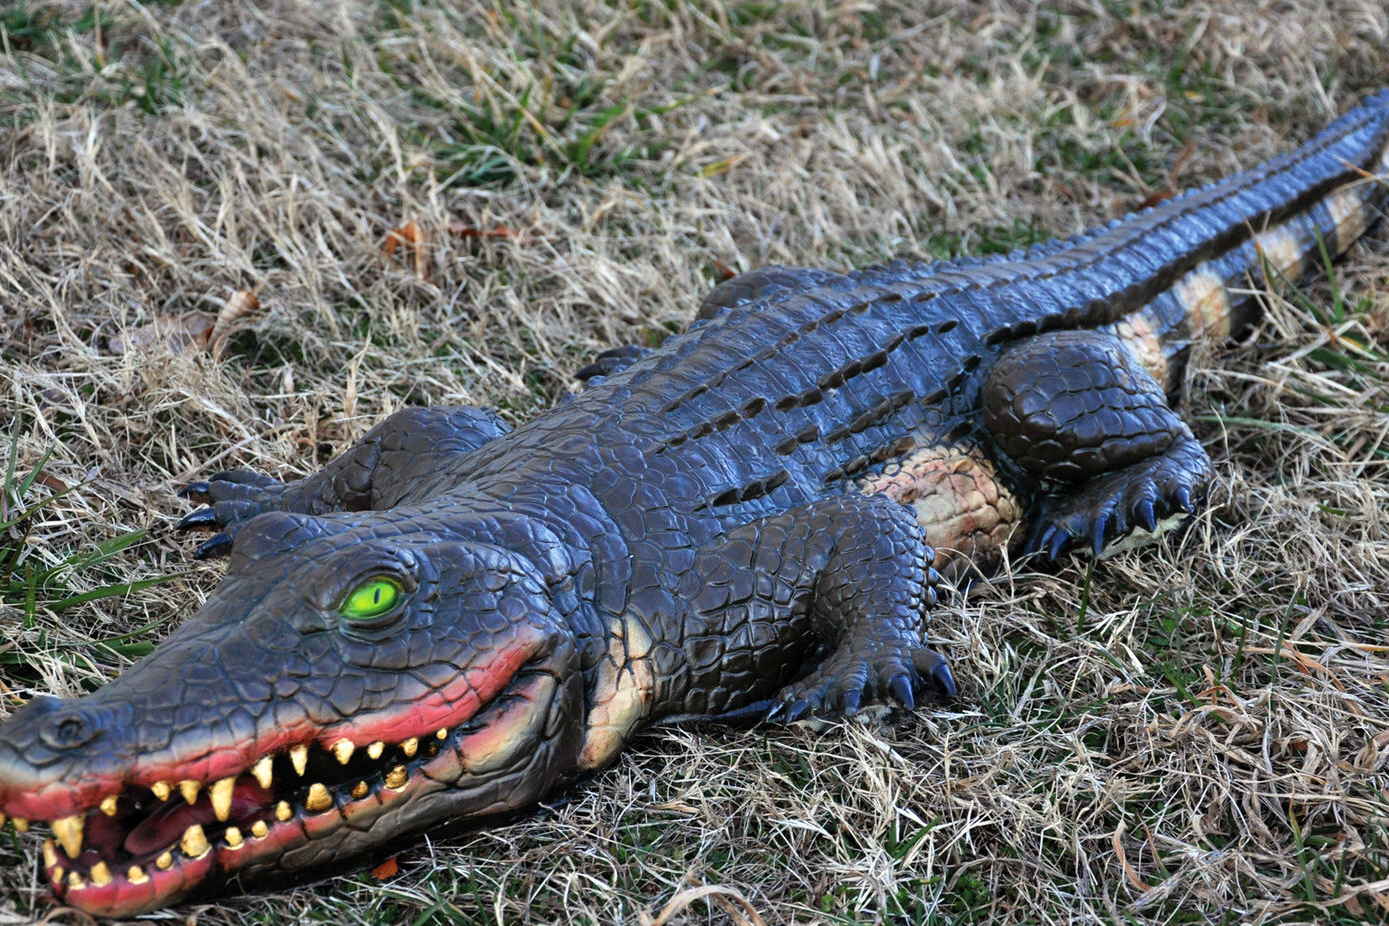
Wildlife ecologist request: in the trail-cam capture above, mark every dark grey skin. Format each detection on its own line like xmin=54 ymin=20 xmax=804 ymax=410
xmin=0 ymin=90 xmax=1385 ymax=917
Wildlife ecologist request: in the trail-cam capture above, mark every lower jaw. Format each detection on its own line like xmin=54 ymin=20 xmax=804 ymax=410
xmin=48 ymin=761 xmax=447 ymax=916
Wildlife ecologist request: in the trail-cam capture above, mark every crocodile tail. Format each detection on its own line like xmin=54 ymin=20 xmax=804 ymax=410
xmin=1093 ymin=89 xmax=1389 ymax=392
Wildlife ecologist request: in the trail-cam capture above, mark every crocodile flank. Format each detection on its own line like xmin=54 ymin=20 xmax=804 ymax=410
xmin=1 ymin=90 xmax=1387 ymax=916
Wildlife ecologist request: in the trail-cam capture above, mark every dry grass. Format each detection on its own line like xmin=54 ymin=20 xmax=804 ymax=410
xmin=2 ymin=0 xmax=1389 ymax=923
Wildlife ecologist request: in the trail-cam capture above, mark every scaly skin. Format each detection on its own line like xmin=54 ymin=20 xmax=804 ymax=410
xmin=1 ymin=91 xmax=1387 ymax=917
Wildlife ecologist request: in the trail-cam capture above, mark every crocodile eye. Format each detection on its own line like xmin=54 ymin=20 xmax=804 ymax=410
xmin=340 ymin=577 xmax=403 ymax=621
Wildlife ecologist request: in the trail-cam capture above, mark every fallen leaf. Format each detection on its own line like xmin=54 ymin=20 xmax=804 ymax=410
xmin=107 ymin=311 xmax=217 ymax=356
xmin=382 ymin=220 xmax=430 ymax=281
xmin=369 ymin=856 xmax=398 ymax=880
xmin=447 ymin=221 xmax=524 ymax=242
xmin=209 ymin=289 xmax=262 ymax=357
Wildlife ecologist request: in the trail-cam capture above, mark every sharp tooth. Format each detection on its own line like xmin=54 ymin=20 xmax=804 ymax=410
xmin=67 ymin=871 xmax=86 ymax=891
xmin=305 ymin=782 xmax=333 ymax=813
xmin=155 ymin=851 xmax=173 ymax=870
xmin=210 ymin=776 xmax=235 ymax=822
xmin=251 ymin=755 xmax=274 ymax=789
xmin=179 ymin=779 xmax=200 ymax=805
xmin=367 ymin=741 xmax=384 ymax=760
xmin=127 ymin=865 xmax=149 ymax=885
xmin=351 ymin=781 xmax=369 ymax=799
xmin=224 ymin=826 xmax=243 ymax=849
xmin=275 ymin=801 xmax=292 ymax=822
xmin=52 ymin=814 xmax=84 ymax=858
xmin=332 ymin=739 xmax=355 ymax=764
xmin=52 ymin=866 xmax=64 ymax=883
xmin=401 ymin=737 xmax=418 ymax=758
xmin=290 ymin=744 xmax=308 ymax=776
xmin=384 ymin=765 xmax=407 ymax=790
xmin=90 ymin=861 xmax=111 ymax=887
xmin=181 ymin=823 xmax=210 ymax=859
xmin=436 ymin=728 xmax=448 ymax=740
xmin=43 ymin=840 xmax=58 ymax=868
xmin=0 ymin=812 xmax=6 ymax=827
xmin=251 ymin=820 xmax=269 ymax=839
xmin=12 ymin=817 xmax=28 ymax=832
xmin=151 ymin=781 xmax=171 ymax=801
xmin=99 ymin=795 xmax=118 ymax=817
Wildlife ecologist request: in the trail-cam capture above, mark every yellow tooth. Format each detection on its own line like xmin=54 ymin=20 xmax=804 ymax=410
xmin=224 ymin=826 xmax=243 ymax=849
xmin=90 ymin=861 xmax=111 ymax=887
xmin=367 ymin=741 xmax=384 ymax=760
xmin=275 ymin=801 xmax=292 ymax=822
xmin=52 ymin=866 xmax=64 ymax=883
xmin=67 ymin=871 xmax=86 ymax=891
xmin=151 ymin=781 xmax=171 ymax=802
xmin=52 ymin=814 xmax=84 ymax=858
xmin=401 ymin=737 xmax=418 ymax=758
xmin=99 ymin=795 xmax=118 ymax=817
xmin=290 ymin=744 xmax=308 ymax=776
xmin=43 ymin=839 xmax=58 ymax=868
xmin=128 ymin=865 xmax=149 ymax=885
xmin=179 ymin=779 xmax=200 ymax=805
xmin=351 ymin=781 xmax=369 ymax=800
xmin=181 ymin=823 xmax=210 ymax=859
xmin=251 ymin=755 xmax=273 ymax=789
xmin=0 ymin=812 xmax=6 ymax=827
xmin=436 ymin=728 xmax=448 ymax=740
xmin=211 ymin=777 xmax=235 ymax=822
xmin=251 ymin=820 xmax=269 ymax=839
xmin=305 ymin=783 xmax=333 ymax=813
xmin=332 ymin=739 xmax=355 ymax=764
xmin=155 ymin=851 xmax=173 ymax=870
xmin=384 ymin=765 xmax=407 ymax=790
xmin=13 ymin=817 xmax=28 ymax=832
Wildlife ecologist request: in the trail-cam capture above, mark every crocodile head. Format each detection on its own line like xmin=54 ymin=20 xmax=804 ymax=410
xmin=0 ymin=510 xmax=585 ymax=916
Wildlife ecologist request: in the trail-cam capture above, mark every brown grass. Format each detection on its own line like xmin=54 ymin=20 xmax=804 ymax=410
xmin=2 ymin=0 xmax=1388 ymax=923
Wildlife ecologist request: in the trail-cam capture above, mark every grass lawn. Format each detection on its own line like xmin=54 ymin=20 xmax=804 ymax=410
xmin=2 ymin=0 xmax=1388 ymax=922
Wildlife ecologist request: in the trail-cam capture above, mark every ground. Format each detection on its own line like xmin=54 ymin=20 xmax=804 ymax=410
xmin=2 ymin=0 xmax=1388 ymax=923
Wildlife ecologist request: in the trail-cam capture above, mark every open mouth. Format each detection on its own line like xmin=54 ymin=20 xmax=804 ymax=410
xmin=9 ymin=662 xmax=560 ymax=915
xmin=34 ymin=729 xmax=448 ymax=908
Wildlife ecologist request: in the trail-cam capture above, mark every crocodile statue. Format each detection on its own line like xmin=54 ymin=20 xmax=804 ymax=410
xmin=1 ymin=91 xmax=1387 ymax=917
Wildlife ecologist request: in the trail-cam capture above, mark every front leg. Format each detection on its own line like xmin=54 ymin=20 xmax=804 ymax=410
xmin=683 ymin=494 xmax=955 ymax=723
xmin=176 ymin=405 xmax=509 ymax=557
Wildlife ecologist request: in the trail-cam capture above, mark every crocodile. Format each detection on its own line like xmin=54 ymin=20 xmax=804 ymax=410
xmin=2 ymin=91 xmax=1387 ymax=917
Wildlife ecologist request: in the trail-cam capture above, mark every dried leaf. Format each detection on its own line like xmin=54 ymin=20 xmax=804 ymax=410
xmin=382 ymin=221 xmax=430 ymax=281
xmin=107 ymin=311 xmax=217 ymax=356
xmin=447 ymin=221 xmax=525 ymax=242
xmin=209 ymin=289 xmax=262 ymax=357
xmin=369 ymin=856 xmax=398 ymax=880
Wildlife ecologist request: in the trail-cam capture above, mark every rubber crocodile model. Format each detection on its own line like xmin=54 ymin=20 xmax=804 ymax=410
xmin=2 ymin=91 xmax=1387 ymax=917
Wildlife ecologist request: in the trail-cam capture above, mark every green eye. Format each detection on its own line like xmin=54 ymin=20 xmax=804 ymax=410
xmin=341 ymin=577 xmax=403 ymax=620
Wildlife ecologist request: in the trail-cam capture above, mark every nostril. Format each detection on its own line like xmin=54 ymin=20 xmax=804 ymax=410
xmin=39 ymin=712 xmax=99 ymax=750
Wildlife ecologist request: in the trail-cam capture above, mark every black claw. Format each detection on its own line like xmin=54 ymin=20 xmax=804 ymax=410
xmin=930 ymin=660 xmax=958 ymax=699
xmin=765 ymin=702 xmax=786 ymax=723
xmin=193 ymin=534 xmax=233 ymax=560
xmin=1046 ymin=527 xmax=1070 ymax=561
xmin=785 ymin=699 xmax=811 ymax=724
xmin=177 ymin=481 xmax=212 ymax=501
xmin=889 ymin=674 xmax=915 ymax=711
xmin=1174 ymin=486 xmax=1193 ymax=513
xmin=176 ymin=507 xmax=220 ymax=532
xmin=841 ymin=688 xmax=862 ymax=716
xmin=1135 ymin=497 xmax=1158 ymax=532
xmin=1089 ymin=518 xmax=1107 ymax=557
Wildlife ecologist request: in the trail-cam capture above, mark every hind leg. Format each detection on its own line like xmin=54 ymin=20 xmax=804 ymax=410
xmin=982 ymin=329 xmax=1212 ymax=559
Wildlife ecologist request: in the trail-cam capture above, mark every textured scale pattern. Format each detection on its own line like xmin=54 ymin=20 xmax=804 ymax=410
xmin=0 ymin=90 xmax=1386 ymax=917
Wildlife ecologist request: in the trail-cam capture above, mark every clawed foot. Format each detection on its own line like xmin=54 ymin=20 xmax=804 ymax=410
xmin=175 ymin=468 xmax=286 ymax=559
xmin=766 ymin=640 xmax=956 ymax=723
xmin=1025 ymin=436 xmax=1211 ymax=560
